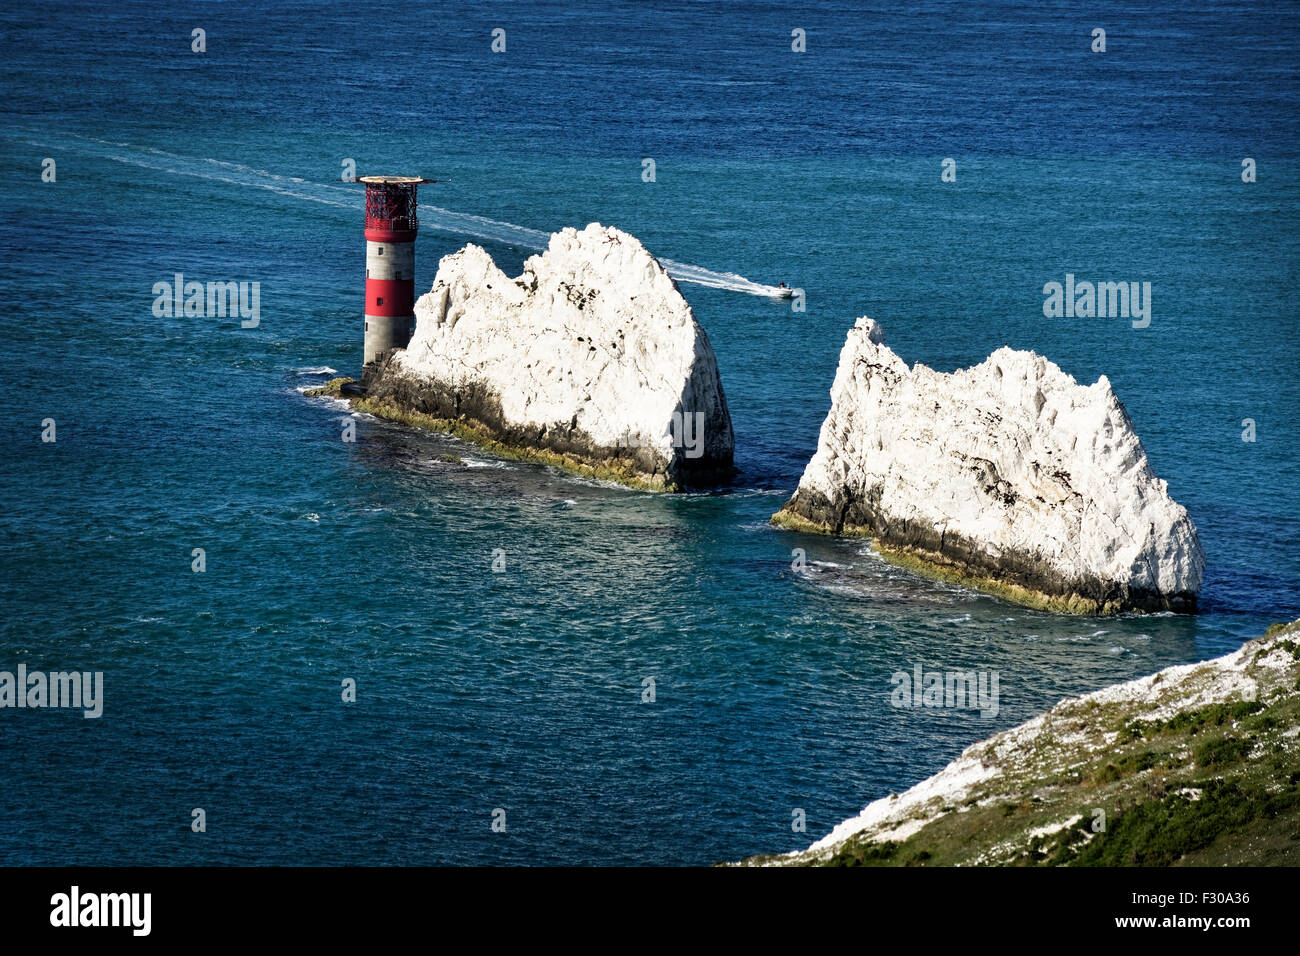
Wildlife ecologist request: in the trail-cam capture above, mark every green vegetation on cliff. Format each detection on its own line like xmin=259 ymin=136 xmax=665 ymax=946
xmin=740 ymin=619 xmax=1300 ymax=867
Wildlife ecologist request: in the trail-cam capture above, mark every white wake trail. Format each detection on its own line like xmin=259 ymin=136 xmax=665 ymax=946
xmin=15 ymin=133 xmax=791 ymax=297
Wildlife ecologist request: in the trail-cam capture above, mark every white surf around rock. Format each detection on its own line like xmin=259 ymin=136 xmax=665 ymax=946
xmin=774 ymin=317 xmax=1205 ymax=613
xmin=365 ymin=223 xmax=734 ymax=490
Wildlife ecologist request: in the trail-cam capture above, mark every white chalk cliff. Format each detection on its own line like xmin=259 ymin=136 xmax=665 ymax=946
xmin=758 ymin=618 xmax=1300 ymax=866
xmin=775 ymin=318 xmax=1204 ymax=613
xmin=366 ymin=223 xmax=734 ymax=489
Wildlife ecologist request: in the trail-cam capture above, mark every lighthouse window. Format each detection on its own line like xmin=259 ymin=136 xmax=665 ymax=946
xmin=377 ymin=247 xmax=384 ymax=256
xmin=376 ymin=297 xmax=384 ymax=306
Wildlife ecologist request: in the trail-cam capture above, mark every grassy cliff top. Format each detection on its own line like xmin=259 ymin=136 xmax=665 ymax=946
xmin=740 ymin=619 xmax=1300 ymax=867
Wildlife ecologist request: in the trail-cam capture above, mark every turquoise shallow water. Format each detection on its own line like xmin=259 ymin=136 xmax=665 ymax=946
xmin=0 ymin=1 xmax=1297 ymax=864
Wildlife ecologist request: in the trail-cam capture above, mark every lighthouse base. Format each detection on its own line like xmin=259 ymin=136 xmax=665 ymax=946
xmin=363 ymin=313 xmax=415 ymax=367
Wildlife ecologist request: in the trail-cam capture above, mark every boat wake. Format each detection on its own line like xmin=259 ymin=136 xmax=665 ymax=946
xmin=14 ymin=132 xmax=791 ymax=298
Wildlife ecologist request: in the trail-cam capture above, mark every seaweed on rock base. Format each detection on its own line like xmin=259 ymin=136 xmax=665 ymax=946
xmin=770 ymin=496 xmax=1195 ymax=616
xmin=306 ymin=377 xmax=676 ymax=491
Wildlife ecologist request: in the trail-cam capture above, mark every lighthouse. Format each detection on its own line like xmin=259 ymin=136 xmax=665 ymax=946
xmin=361 ymin=175 xmax=431 ymax=367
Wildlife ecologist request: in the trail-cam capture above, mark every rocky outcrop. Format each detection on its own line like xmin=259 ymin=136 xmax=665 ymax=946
xmin=773 ymin=318 xmax=1204 ymax=613
xmin=740 ymin=619 xmax=1300 ymax=867
xmin=361 ymin=223 xmax=734 ymax=491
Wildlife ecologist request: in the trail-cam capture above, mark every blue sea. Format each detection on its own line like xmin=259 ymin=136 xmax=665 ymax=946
xmin=1 ymin=0 xmax=1297 ymax=865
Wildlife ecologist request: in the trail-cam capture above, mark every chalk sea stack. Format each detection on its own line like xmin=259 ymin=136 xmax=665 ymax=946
xmin=773 ymin=318 xmax=1205 ymax=614
xmin=360 ymin=223 xmax=734 ymax=490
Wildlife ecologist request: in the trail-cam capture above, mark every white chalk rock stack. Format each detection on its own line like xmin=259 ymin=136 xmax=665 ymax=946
xmin=366 ymin=223 xmax=734 ymax=489
xmin=775 ymin=318 xmax=1205 ymax=613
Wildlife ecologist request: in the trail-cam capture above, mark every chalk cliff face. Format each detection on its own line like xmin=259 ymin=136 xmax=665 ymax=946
xmin=774 ymin=318 xmax=1205 ymax=613
xmin=742 ymin=619 xmax=1300 ymax=867
xmin=364 ymin=223 xmax=734 ymax=490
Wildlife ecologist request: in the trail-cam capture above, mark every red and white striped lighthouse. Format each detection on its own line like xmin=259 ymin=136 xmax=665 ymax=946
xmin=361 ymin=175 xmax=430 ymax=366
